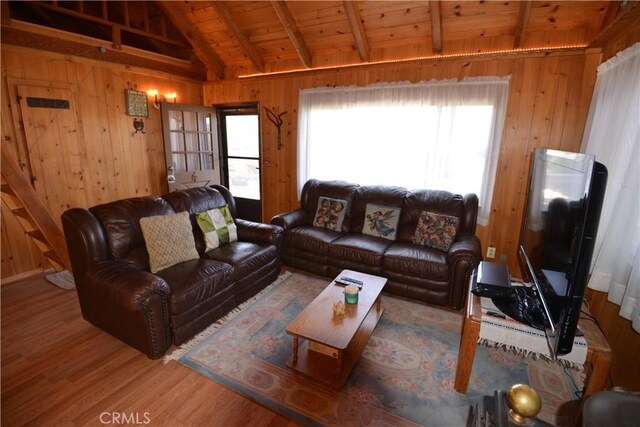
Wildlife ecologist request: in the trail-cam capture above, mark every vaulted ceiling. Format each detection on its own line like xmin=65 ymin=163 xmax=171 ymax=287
xmin=2 ymin=1 xmax=639 ymax=81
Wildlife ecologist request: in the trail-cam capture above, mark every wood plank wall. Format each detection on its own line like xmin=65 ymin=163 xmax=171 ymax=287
xmin=204 ymin=49 xmax=601 ymax=278
xmin=585 ymin=24 xmax=640 ymax=391
xmin=205 ymin=45 xmax=640 ymax=390
xmin=1 ymin=45 xmax=203 ymax=279
xmin=1 ymin=25 xmax=638 ymax=390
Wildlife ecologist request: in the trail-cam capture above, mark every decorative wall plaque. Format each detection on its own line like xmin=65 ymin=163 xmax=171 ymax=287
xmin=125 ymin=89 xmax=148 ymax=117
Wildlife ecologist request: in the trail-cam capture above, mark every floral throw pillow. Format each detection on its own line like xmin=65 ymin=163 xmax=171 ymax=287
xmin=412 ymin=211 xmax=460 ymax=251
xmin=362 ymin=203 xmax=401 ymax=240
xmin=195 ymin=204 xmax=238 ymax=251
xmin=313 ymin=197 xmax=347 ymax=232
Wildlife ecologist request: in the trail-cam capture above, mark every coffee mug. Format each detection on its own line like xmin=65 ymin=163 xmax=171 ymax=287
xmin=344 ymin=285 xmax=359 ymax=304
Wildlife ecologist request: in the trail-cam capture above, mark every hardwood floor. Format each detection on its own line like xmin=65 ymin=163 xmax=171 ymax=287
xmin=1 ymin=273 xmax=300 ymax=427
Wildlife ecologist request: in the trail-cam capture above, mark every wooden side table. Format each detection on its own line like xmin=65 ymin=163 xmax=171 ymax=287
xmin=454 ymin=277 xmax=612 ymax=400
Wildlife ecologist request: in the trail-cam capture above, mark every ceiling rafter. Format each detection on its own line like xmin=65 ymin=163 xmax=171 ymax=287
xmin=590 ymin=0 xmax=640 ymax=48
xmin=429 ymin=0 xmax=442 ymax=54
xmin=601 ymin=0 xmax=623 ymax=30
xmin=211 ymin=1 xmax=265 ymax=73
xmin=343 ymin=1 xmax=369 ymax=62
xmin=270 ymin=1 xmax=312 ymax=69
xmin=155 ymin=1 xmax=225 ymax=79
xmin=514 ymin=0 xmax=532 ymax=48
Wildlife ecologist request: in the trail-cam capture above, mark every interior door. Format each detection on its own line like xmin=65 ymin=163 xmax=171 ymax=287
xmin=161 ymin=103 xmax=220 ymax=191
xmin=17 ymin=84 xmax=88 ymax=225
xmin=218 ymin=106 xmax=262 ymax=221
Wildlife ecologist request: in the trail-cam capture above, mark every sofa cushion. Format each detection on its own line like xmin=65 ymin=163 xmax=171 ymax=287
xmin=313 ymin=196 xmax=348 ymax=231
xmin=205 ymin=241 xmax=278 ymax=279
xmin=139 ymin=211 xmax=200 ymax=273
xmin=397 ymin=190 xmax=464 ymax=243
xmin=156 ymin=258 xmax=235 ymax=315
xmin=302 ymin=180 xmax=359 ymax=232
xmin=90 ymin=196 xmax=175 ymax=259
xmin=412 ymin=211 xmax=460 ymax=251
xmin=329 ymin=234 xmax=393 ymax=266
xmin=196 ymin=205 xmax=238 ymax=250
xmin=163 ymin=186 xmax=231 ymax=254
xmin=383 ymin=242 xmax=449 ymax=280
xmin=362 ymin=204 xmax=401 ymax=240
xmin=284 ymin=225 xmax=341 ymax=255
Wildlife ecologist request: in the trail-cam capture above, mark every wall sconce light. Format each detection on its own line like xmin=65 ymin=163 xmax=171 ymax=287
xmin=146 ymin=89 xmax=160 ymax=109
xmin=146 ymin=89 xmax=177 ymax=109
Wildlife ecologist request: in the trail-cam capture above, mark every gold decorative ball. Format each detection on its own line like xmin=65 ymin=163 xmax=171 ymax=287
xmin=506 ymin=384 xmax=542 ymax=424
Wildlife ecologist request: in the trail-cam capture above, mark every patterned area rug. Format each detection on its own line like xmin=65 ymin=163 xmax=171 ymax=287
xmin=172 ymin=272 xmax=582 ymax=426
xmin=44 ymin=269 xmax=76 ymax=290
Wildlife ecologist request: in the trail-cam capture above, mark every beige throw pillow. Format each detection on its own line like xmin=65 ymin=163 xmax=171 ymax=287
xmin=140 ymin=211 xmax=200 ymax=273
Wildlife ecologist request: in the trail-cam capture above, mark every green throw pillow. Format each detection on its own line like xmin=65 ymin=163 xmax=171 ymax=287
xmin=196 ymin=204 xmax=238 ymax=251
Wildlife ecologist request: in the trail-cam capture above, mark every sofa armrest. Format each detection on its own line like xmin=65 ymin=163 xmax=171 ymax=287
xmin=62 ymin=207 xmax=110 ymax=281
xmin=79 ymin=261 xmax=172 ymax=358
xmin=447 ymin=234 xmax=482 ymax=264
xmin=446 ymin=234 xmax=482 ymax=310
xmin=270 ymin=209 xmax=309 ymax=230
xmin=236 ymin=218 xmax=283 ymax=247
xmin=86 ymin=261 xmax=171 ymax=310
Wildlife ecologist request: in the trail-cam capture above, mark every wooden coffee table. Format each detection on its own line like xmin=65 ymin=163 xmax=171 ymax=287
xmin=285 ymin=269 xmax=386 ymax=389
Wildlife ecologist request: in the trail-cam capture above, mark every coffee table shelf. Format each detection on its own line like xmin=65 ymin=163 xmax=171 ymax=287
xmin=285 ymin=270 xmax=386 ymax=390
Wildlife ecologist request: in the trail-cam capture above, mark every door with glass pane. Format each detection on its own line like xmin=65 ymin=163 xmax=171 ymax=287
xmin=219 ymin=106 xmax=261 ymax=221
xmin=161 ymin=103 xmax=220 ymax=192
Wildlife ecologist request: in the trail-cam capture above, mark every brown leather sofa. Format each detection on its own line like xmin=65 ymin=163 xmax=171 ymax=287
xmin=271 ymin=179 xmax=481 ymax=309
xmin=62 ymin=185 xmax=282 ymax=359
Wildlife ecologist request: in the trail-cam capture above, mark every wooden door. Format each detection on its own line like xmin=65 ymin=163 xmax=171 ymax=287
xmin=17 ymin=85 xmax=88 ymax=226
xmin=218 ymin=105 xmax=262 ymax=222
xmin=160 ymin=103 xmax=221 ymax=192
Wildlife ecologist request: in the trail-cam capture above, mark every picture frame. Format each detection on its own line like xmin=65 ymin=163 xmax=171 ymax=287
xmin=125 ymin=89 xmax=148 ymax=117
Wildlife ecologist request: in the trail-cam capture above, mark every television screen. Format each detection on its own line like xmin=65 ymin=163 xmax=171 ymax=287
xmin=518 ymin=148 xmax=607 ymax=356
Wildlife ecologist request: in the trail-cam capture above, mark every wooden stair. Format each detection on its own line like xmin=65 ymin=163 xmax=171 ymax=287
xmin=1 ymin=149 xmax=71 ymax=272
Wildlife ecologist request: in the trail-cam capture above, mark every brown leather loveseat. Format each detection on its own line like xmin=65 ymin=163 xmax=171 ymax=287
xmin=271 ymin=179 xmax=481 ymax=309
xmin=62 ymin=185 xmax=282 ymax=359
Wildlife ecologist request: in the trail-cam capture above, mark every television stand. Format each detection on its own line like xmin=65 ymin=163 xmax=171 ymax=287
xmin=455 ymin=275 xmax=612 ymax=400
xmin=491 ymin=287 xmax=550 ymax=331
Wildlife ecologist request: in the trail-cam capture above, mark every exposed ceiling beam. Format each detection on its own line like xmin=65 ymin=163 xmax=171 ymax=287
xmin=429 ymin=0 xmax=442 ymax=54
xmin=155 ymin=1 xmax=225 ymax=79
xmin=343 ymin=1 xmax=369 ymax=62
xmin=590 ymin=0 xmax=640 ymax=48
xmin=212 ymin=1 xmax=265 ymax=73
xmin=0 ymin=23 xmax=207 ymax=81
xmin=514 ymin=0 xmax=531 ymax=48
xmin=600 ymin=0 xmax=623 ymax=31
xmin=270 ymin=1 xmax=312 ymax=68
xmin=1 ymin=1 xmax=12 ymax=26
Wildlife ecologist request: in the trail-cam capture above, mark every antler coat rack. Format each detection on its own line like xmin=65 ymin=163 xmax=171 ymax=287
xmin=264 ymin=107 xmax=287 ymax=150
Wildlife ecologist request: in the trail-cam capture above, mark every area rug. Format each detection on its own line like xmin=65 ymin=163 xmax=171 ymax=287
xmin=44 ymin=269 xmax=76 ymax=290
xmin=169 ymin=272 xmax=583 ymax=426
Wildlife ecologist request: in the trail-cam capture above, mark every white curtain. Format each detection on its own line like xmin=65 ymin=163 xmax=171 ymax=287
xmin=581 ymin=43 xmax=640 ymax=333
xmin=297 ymin=77 xmax=510 ymax=226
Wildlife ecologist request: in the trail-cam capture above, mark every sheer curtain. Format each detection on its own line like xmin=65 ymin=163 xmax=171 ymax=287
xmin=581 ymin=43 xmax=640 ymax=332
xmin=297 ymin=77 xmax=510 ymax=226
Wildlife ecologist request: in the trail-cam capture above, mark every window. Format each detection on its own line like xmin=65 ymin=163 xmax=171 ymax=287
xmin=297 ymin=77 xmax=510 ymax=226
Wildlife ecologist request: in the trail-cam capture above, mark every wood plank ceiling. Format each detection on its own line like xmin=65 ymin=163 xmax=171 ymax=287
xmin=2 ymin=1 xmax=638 ymax=81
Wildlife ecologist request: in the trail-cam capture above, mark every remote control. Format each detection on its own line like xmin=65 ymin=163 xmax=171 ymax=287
xmin=334 ymin=277 xmax=363 ymax=289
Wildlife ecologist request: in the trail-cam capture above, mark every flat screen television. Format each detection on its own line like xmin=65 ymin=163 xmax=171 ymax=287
xmin=496 ymin=148 xmax=607 ymax=356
